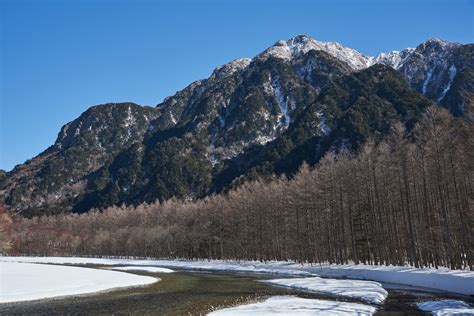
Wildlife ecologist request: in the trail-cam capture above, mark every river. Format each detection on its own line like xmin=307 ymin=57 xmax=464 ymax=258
xmin=0 ymin=264 xmax=471 ymax=315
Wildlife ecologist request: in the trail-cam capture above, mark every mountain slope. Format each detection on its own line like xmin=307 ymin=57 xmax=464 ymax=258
xmin=213 ymin=64 xmax=433 ymax=191
xmin=374 ymin=39 xmax=473 ymax=115
xmin=1 ymin=103 xmax=159 ymax=215
xmin=1 ymin=35 xmax=472 ymax=216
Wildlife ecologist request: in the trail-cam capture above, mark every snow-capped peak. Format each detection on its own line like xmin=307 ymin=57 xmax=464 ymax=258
xmin=423 ymin=38 xmax=453 ymax=47
xmin=211 ymin=58 xmax=252 ymax=79
xmin=372 ymin=48 xmax=415 ymax=69
xmin=209 ymin=35 xmax=460 ymax=82
xmin=414 ymin=38 xmax=461 ymax=56
xmin=257 ymin=35 xmax=372 ymax=70
xmin=205 ymin=35 xmax=461 ymax=110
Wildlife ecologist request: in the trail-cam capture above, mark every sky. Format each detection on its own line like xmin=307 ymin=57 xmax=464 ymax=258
xmin=1 ymin=0 xmax=473 ymax=171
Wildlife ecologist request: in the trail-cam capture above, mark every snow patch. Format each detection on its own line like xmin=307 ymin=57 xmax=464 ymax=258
xmin=109 ymin=266 xmax=174 ymax=273
xmin=170 ymin=112 xmax=177 ymax=125
xmin=123 ymin=105 xmax=136 ymax=140
xmin=264 ymin=277 xmax=387 ymax=304
xmin=317 ymin=112 xmax=331 ymax=136
xmin=255 ymin=135 xmax=277 ymax=145
xmin=266 ymin=76 xmax=290 ymax=127
xmin=422 ymin=66 xmax=435 ymax=94
xmin=417 ymin=300 xmax=474 ymax=315
xmin=0 ymin=261 xmax=158 ymax=303
xmin=273 ymin=80 xmax=290 ymax=126
xmin=123 ymin=106 xmax=134 ymax=128
xmin=209 ymin=296 xmax=377 ymax=315
xmin=207 ymin=144 xmax=219 ymax=168
xmin=438 ymin=64 xmax=457 ymax=102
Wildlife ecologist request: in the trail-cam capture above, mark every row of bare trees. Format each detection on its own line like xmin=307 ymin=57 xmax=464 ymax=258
xmin=6 ymin=106 xmax=474 ymax=269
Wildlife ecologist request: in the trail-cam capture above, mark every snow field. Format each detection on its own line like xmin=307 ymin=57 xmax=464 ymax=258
xmin=4 ymin=257 xmax=471 ymax=296
xmin=109 ymin=266 xmax=174 ymax=273
xmin=417 ymin=300 xmax=474 ymax=315
xmin=0 ymin=261 xmax=158 ymax=303
xmin=208 ymin=295 xmax=377 ymax=315
xmin=264 ymin=277 xmax=387 ymax=304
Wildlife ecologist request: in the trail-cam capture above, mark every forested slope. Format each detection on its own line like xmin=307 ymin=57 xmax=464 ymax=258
xmin=6 ymin=106 xmax=473 ymax=269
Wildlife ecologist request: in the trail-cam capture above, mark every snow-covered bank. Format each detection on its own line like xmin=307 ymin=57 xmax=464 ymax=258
xmin=109 ymin=266 xmax=174 ymax=273
xmin=0 ymin=262 xmax=158 ymax=303
xmin=264 ymin=277 xmax=387 ymax=304
xmin=417 ymin=300 xmax=474 ymax=315
xmin=1 ymin=257 xmax=473 ymax=295
xmin=208 ymin=296 xmax=377 ymax=315
xmin=0 ymin=256 xmax=315 ymax=276
xmin=312 ymin=264 xmax=474 ymax=297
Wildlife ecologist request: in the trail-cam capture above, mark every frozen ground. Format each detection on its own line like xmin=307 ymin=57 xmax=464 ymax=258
xmin=417 ymin=300 xmax=474 ymax=315
xmin=208 ymin=295 xmax=377 ymax=315
xmin=264 ymin=277 xmax=387 ymax=304
xmin=1 ymin=257 xmax=472 ymax=296
xmin=109 ymin=266 xmax=174 ymax=273
xmin=0 ymin=256 xmax=314 ymax=276
xmin=0 ymin=261 xmax=158 ymax=303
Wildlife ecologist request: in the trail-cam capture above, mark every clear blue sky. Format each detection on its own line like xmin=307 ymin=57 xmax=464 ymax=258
xmin=1 ymin=0 xmax=472 ymax=171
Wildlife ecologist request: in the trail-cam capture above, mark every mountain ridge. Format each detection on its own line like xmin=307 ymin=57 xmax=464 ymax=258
xmin=1 ymin=35 xmax=472 ymax=216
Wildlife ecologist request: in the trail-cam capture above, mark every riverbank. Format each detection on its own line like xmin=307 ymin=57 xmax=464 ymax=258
xmin=1 ymin=258 xmax=473 ymax=315
xmin=2 ymin=256 xmax=472 ymax=296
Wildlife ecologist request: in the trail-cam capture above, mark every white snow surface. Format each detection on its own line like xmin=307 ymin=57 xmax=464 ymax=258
xmin=264 ymin=277 xmax=387 ymax=304
xmin=316 ymin=111 xmax=331 ymax=136
xmin=371 ymin=48 xmax=415 ymax=69
xmin=271 ymin=78 xmax=290 ymax=126
xmin=417 ymin=300 xmax=474 ymax=315
xmin=0 ymin=261 xmax=158 ymax=303
xmin=208 ymin=295 xmax=377 ymax=315
xmin=109 ymin=266 xmax=174 ymax=273
xmin=0 ymin=257 xmax=315 ymax=277
xmin=2 ymin=257 xmax=473 ymax=296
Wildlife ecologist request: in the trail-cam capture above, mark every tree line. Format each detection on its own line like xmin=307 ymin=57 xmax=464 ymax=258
xmin=3 ymin=106 xmax=473 ymax=269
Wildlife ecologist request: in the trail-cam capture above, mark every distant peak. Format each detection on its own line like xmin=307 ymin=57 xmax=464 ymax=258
xmin=418 ymin=38 xmax=460 ymax=50
xmin=258 ymin=35 xmax=371 ymax=70
xmin=425 ymin=38 xmax=448 ymax=44
xmin=288 ymin=34 xmax=318 ymax=44
xmin=291 ymin=34 xmax=314 ymax=40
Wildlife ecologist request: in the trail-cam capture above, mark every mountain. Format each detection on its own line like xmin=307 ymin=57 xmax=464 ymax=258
xmin=373 ymin=38 xmax=473 ymax=116
xmin=1 ymin=35 xmax=472 ymax=216
xmin=1 ymin=103 xmax=159 ymax=215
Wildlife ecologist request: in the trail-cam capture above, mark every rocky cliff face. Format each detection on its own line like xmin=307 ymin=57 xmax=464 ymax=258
xmin=1 ymin=35 xmax=471 ymax=216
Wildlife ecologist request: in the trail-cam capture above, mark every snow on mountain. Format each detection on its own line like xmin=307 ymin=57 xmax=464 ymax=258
xmin=438 ymin=64 xmax=457 ymax=102
xmin=257 ymin=36 xmax=464 ymax=109
xmin=371 ymin=48 xmax=415 ymax=69
xmin=394 ymin=38 xmax=462 ymax=103
xmin=209 ymin=36 xmax=462 ymax=105
xmin=257 ymin=35 xmax=372 ymax=70
xmin=211 ymin=58 xmax=252 ymax=79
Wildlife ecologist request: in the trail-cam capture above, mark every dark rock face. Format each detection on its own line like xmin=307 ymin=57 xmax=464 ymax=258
xmin=1 ymin=36 xmax=471 ymax=216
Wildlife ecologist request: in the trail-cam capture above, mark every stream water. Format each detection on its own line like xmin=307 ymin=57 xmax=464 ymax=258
xmin=0 ymin=265 xmax=472 ymax=315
